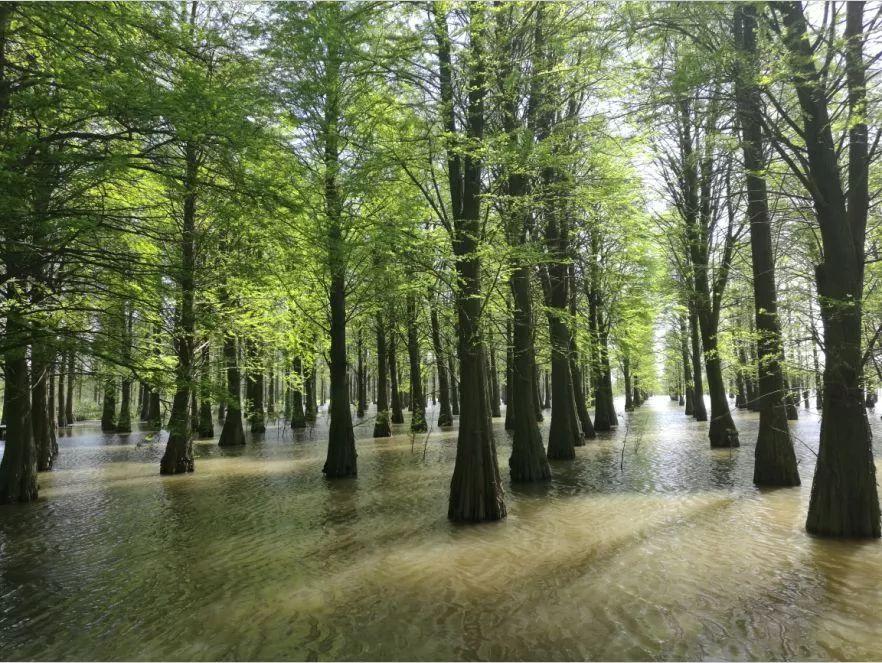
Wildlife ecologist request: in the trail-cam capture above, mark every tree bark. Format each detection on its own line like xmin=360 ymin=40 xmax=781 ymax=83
xmin=373 ymin=314 xmax=391 ymax=437
xmin=430 ymin=303 xmax=453 ymax=426
xmin=776 ymin=1 xmax=879 ymax=536
xmin=389 ymin=331 xmax=404 ymax=424
xmin=406 ymin=293 xmax=427 ymax=432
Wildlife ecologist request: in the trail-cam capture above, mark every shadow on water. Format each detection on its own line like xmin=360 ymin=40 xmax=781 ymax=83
xmin=1 ymin=396 xmax=881 ymax=660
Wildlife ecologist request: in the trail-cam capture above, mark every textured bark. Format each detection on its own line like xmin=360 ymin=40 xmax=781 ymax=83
xmin=0 ymin=343 xmax=38 ymax=503
xmin=245 ymin=343 xmax=266 ymax=435
xmin=488 ymin=342 xmax=501 ymax=418
xmin=775 ymin=1 xmax=878 ymax=536
xmin=160 ymin=139 xmax=198 ymax=476
xmin=680 ymin=316 xmax=694 ymax=416
xmin=435 ymin=2 xmax=505 ymax=521
xmin=508 ymin=264 xmax=551 ymax=482
xmin=304 ymin=358 xmax=317 ymax=423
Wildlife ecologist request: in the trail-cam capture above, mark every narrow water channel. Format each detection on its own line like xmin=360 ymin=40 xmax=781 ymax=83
xmin=1 ymin=397 xmax=881 ymax=661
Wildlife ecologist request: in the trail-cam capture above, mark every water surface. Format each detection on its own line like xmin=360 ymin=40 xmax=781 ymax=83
xmin=1 ymin=397 xmax=881 ymax=661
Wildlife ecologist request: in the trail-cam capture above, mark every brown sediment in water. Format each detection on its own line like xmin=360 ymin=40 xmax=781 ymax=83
xmin=0 ymin=396 xmax=880 ymax=660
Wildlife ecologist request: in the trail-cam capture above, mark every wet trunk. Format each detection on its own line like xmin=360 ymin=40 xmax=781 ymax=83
xmin=406 ymin=293 xmax=427 ymax=432
xmin=430 ymin=304 xmax=453 ymax=426
xmin=776 ymin=2 xmax=877 ymax=536
xmin=508 ymin=264 xmax=551 ymax=482
xmin=321 ymin=31 xmax=357 ymax=477
xmin=623 ymin=355 xmax=634 ymax=412
xmin=504 ymin=316 xmax=514 ymax=430
xmin=389 ymin=331 xmax=404 ymax=424
xmin=373 ymin=315 xmax=391 ymax=437
xmin=448 ymin=352 xmax=460 ymax=416
xmin=47 ymin=357 xmax=58 ymax=455
xmin=0 ymin=341 xmax=38 ymax=503
xmin=159 ymin=140 xmax=198 ymax=475
xmin=435 ymin=2 xmax=505 ymax=521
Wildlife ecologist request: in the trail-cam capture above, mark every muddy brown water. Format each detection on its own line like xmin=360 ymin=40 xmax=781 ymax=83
xmin=1 ymin=397 xmax=881 ymax=661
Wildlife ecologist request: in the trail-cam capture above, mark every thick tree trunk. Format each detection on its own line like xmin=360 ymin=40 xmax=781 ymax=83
xmin=435 ymin=2 xmax=505 ymax=521
xmin=406 ymin=293 xmax=427 ymax=432
xmin=776 ymin=1 xmax=877 ymax=535
xmin=0 ymin=342 xmax=38 ymax=503
xmin=508 ymin=266 xmax=551 ymax=481
xmin=430 ymin=304 xmax=453 ymax=426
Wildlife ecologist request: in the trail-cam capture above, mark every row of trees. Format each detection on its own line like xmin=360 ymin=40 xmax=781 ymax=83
xmin=0 ymin=2 xmax=880 ymax=538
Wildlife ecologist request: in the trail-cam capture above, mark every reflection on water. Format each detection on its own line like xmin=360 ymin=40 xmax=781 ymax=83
xmin=1 ymin=397 xmax=881 ymax=661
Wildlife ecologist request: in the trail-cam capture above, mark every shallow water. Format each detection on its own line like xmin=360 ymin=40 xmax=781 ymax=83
xmin=1 ymin=396 xmax=881 ymax=661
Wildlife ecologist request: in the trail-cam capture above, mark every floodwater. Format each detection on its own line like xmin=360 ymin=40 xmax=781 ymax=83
xmin=1 ymin=396 xmax=881 ymax=661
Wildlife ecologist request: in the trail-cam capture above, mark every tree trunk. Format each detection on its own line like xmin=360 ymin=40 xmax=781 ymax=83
xmin=0 ymin=340 xmax=38 ymax=503
xmin=160 ymin=140 xmax=197 ymax=476
xmin=430 ymin=304 xmax=453 ymax=426
xmin=775 ymin=1 xmax=878 ymax=536
xmin=373 ymin=315 xmax=391 ymax=437
xmin=448 ymin=351 xmax=459 ymax=416
xmin=57 ymin=350 xmax=67 ymax=428
xmin=31 ymin=345 xmax=53 ymax=471
xmin=389 ymin=331 xmax=404 ymax=424
xmin=197 ymin=343 xmax=214 ymax=438
xmin=406 ymin=293 xmax=427 ymax=432
xmin=435 ymin=2 xmax=505 ymax=521
xmin=304 ymin=358 xmax=317 ymax=423
xmin=508 ymin=265 xmax=551 ymax=482
xmin=291 ymin=355 xmax=306 ymax=429
xmin=64 ymin=351 xmax=74 ymax=425
xmin=689 ymin=305 xmax=708 ymax=421
xmin=101 ymin=378 xmax=117 ymax=433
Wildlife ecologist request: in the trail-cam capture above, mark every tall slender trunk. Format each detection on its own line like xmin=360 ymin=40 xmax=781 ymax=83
xmin=389 ymin=331 xmax=404 ymax=424
xmin=430 ymin=304 xmax=453 ymax=426
xmin=57 ymin=350 xmax=67 ymax=427
xmin=356 ymin=328 xmax=366 ymax=418
xmin=197 ymin=343 xmax=214 ymax=438
xmin=373 ymin=314 xmax=391 ymax=437
xmin=435 ymin=2 xmax=505 ymax=521
xmin=322 ymin=20 xmax=356 ymax=478
xmin=31 ymin=344 xmax=53 ymax=471
xmin=406 ymin=293 xmax=426 ymax=432
xmin=304 ymin=357 xmax=317 ymax=423
xmin=689 ymin=304 xmax=708 ymax=421
xmin=680 ymin=315 xmax=694 ymax=416
xmin=448 ymin=350 xmax=459 ymax=416
xmin=160 ymin=140 xmax=197 ymax=475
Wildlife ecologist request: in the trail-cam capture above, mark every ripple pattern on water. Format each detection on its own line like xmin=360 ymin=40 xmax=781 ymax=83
xmin=1 ymin=397 xmax=881 ymax=660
